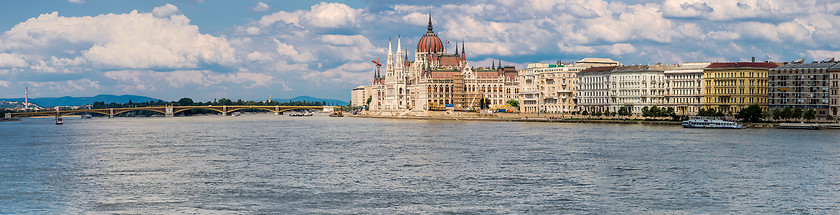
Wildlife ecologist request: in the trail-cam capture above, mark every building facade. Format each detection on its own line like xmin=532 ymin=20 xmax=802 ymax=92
xmin=664 ymin=62 xmax=710 ymax=115
xmin=831 ymin=64 xmax=840 ymax=118
xmin=350 ymin=85 xmax=372 ymax=107
xmin=768 ymin=61 xmax=837 ymax=118
xmin=517 ymin=62 xmax=585 ymax=113
xmin=577 ymin=66 xmax=617 ymax=113
xmin=609 ymin=65 xmax=667 ymax=114
xmin=703 ymin=62 xmax=778 ymax=114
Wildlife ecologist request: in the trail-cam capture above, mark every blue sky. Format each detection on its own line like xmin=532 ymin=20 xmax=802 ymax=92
xmin=1 ymin=0 xmax=839 ymax=101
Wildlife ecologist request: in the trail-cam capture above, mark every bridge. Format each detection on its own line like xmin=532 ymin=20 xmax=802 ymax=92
xmin=5 ymin=105 xmax=331 ymax=118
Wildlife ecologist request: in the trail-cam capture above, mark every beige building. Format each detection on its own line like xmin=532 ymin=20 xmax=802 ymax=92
xmin=350 ymin=85 xmax=372 ymax=107
xmin=831 ymin=64 xmax=840 ymax=118
xmin=518 ymin=62 xmax=585 ymax=113
xmin=664 ymin=62 xmax=710 ymax=115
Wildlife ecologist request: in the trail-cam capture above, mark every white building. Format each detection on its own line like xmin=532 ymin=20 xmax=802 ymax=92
xmin=576 ymin=66 xmax=618 ymax=113
xmin=609 ymin=65 xmax=667 ymax=114
xmin=664 ymin=62 xmax=710 ymax=115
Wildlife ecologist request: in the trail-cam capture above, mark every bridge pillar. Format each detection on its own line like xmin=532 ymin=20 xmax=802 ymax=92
xmin=222 ymin=105 xmax=227 ymax=116
xmin=275 ymin=106 xmax=280 ymax=115
xmin=4 ymin=113 xmax=10 ymax=119
xmin=109 ymin=108 xmax=114 ymax=118
xmin=165 ymin=105 xmax=174 ymax=117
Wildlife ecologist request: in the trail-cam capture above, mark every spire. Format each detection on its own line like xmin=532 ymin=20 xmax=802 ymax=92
xmin=461 ymin=41 xmax=466 ymax=61
xmin=397 ymin=35 xmax=401 ymax=53
xmin=455 ymin=42 xmax=458 ymax=56
xmin=492 ymin=60 xmax=496 ymax=70
xmin=427 ymin=13 xmax=433 ymax=32
xmin=388 ymin=38 xmax=392 ymax=55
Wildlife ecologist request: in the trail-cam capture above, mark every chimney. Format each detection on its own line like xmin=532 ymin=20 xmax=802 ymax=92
xmin=751 ymin=57 xmax=755 ymax=62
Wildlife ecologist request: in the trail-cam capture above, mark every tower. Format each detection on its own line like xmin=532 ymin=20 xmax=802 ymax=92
xmin=24 ymin=86 xmax=28 ymax=110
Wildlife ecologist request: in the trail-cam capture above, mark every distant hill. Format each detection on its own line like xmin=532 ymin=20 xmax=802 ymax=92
xmin=273 ymin=96 xmax=348 ymax=106
xmin=0 ymin=94 xmax=160 ymax=108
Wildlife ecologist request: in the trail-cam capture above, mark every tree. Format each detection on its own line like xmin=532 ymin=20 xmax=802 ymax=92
xmin=803 ymin=109 xmax=816 ymax=121
xmin=506 ymin=99 xmax=519 ymax=108
xmin=792 ymin=107 xmax=803 ymax=119
xmin=581 ymin=110 xmax=589 ymax=115
xmin=618 ymin=106 xmax=631 ymax=116
xmin=736 ymin=105 xmax=763 ymax=123
xmin=594 ymin=111 xmax=603 ymax=117
xmin=641 ymin=106 xmax=650 ymax=117
xmin=772 ymin=109 xmax=781 ymax=120
xmin=603 ymin=110 xmax=611 ymax=117
xmin=366 ymin=96 xmax=372 ymax=105
xmin=827 ymin=115 xmax=835 ymax=121
xmin=781 ymin=107 xmax=792 ymax=119
xmin=177 ymin=98 xmax=195 ymax=106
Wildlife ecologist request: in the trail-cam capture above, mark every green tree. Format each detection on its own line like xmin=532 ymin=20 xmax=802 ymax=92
xmin=827 ymin=115 xmax=835 ymax=121
xmin=736 ymin=105 xmax=763 ymax=123
xmin=366 ymin=96 xmax=372 ymax=105
xmin=594 ymin=110 xmax=603 ymax=117
xmin=618 ymin=106 xmax=631 ymax=116
xmin=803 ymin=109 xmax=816 ymax=121
xmin=781 ymin=107 xmax=792 ymax=119
xmin=581 ymin=110 xmax=589 ymax=115
xmin=603 ymin=110 xmax=611 ymax=117
xmin=641 ymin=106 xmax=650 ymax=117
xmin=792 ymin=107 xmax=803 ymax=119
xmin=177 ymin=97 xmax=195 ymax=106
xmin=506 ymin=99 xmax=519 ymax=108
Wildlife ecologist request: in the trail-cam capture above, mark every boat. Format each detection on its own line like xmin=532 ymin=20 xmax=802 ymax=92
xmin=681 ymin=116 xmax=745 ymax=129
xmin=231 ymin=112 xmax=241 ymax=117
xmin=329 ymin=111 xmax=343 ymax=117
xmin=55 ymin=117 xmax=63 ymax=125
xmin=289 ymin=111 xmax=313 ymax=117
xmin=81 ymin=114 xmax=92 ymax=119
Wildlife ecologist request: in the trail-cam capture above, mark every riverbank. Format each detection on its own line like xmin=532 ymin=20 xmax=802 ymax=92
xmin=349 ymin=111 xmax=806 ymax=128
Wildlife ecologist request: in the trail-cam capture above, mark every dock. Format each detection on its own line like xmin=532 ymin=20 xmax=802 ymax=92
xmin=777 ymin=123 xmax=840 ymax=130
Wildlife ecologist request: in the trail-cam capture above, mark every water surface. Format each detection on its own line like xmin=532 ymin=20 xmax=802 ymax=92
xmin=1 ymin=115 xmax=838 ymax=213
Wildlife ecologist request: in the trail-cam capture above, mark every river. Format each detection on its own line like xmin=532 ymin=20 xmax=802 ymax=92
xmin=1 ymin=115 xmax=838 ymax=214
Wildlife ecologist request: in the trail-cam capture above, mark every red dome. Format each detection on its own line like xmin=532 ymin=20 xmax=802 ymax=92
xmin=416 ymin=16 xmax=444 ymax=53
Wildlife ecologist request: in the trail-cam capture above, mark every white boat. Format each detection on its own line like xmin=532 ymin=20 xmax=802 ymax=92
xmin=55 ymin=117 xmax=63 ymax=125
xmin=288 ymin=111 xmax=313 ymax=117
xmin=681 ymin=116 xmax=745 ymax=129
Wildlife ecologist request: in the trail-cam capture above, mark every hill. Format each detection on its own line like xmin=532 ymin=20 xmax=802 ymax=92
xmin=0 ymin=94 xmax=161 ymax=108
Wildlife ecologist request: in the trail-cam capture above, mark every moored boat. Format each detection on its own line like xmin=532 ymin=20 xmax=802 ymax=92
xmin=681 ymin=116 xmax=745 ymax=129
xmin=55 ymin=117 xmax=63 ymax=125
xmin=329 ymin=111 xmax=343 ymax=117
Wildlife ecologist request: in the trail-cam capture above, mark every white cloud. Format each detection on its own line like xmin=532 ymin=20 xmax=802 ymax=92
xmin=251 ymin=2 xmax=270 ymax=12
xmin=1 ymin=9 xmax=236 ymax=70
xmin=0 ymin=80 xmax=9 ymax=88
xmin=246 ymin=26 xmax=261 ymax=35
xmin=0 ymin=53 xmax=28 ymax=68
xmin=273 ymin=39 xmax=312 ymax=62
xmin=104 ymin=70 xmax=274 ymax=91
xmin=304 ymin=2 xmax=361 ymax=28
xmin=259 ymin=10 xmax=304 ymax=27
xmin=806 ymin=50 xmax=840 ymax=60
xmin=246 ymin=51 xmax=272 ymax=61
xmin=152 ymin=3 xmax=180 ymax=18
xmin=68 ymin=0 xmax=84 ymax=4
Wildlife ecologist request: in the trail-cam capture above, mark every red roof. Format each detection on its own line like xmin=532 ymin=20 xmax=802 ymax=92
xmin=475 ymin=71 xmax=500 ymax=79
xmin=707 ymin=62 xmax=778 ymax=69
xmin=439 ymin=56 xmax=461 ymax=67
xmin=504 ymin=72 xmax=517 ymax=82
xmin=429 ymin=71 xmax=459 ymax=79
xmin=580 ymin=66 xmax=617 ymax=73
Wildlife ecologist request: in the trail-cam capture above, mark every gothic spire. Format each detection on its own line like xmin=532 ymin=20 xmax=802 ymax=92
xmin=427 ymin=13 xmax=433 ymax=32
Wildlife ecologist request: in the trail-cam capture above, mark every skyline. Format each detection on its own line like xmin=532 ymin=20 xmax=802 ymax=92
xmin=1 ymin=0 xmax=839 ymax=101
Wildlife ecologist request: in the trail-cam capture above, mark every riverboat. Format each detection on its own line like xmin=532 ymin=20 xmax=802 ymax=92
xmin=681 ymin=116 xmax=745 ymax=129
xmin=289 ymin=111 xmax=313 ymax=117
xmin=329 ymin=111 xmax=343 ymax=117
xmin=55 ymin=117 xmax=63 ymax=125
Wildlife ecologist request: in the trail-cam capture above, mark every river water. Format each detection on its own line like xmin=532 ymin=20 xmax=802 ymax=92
xmin=1 ymin=115 xmax=838 ymax=214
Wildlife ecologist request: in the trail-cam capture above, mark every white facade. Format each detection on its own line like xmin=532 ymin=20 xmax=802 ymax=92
xmin=664 ymin=62 xmax=710 ymax=115
xmin=609 ymin=65 xmax=667 ymax=114
xmin=578 ymin=68 xmax=613 ymax=113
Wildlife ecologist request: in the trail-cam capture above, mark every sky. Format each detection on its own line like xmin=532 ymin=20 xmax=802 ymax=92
xmin=1 ymin=0 xmax=840 ymax=102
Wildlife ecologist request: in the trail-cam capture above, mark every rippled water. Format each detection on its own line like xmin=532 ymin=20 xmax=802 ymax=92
xmin=1 ymin=115 xmax=839 ymax=214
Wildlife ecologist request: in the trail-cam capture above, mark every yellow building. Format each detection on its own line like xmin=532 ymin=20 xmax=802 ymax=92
xmin=703 ymin=62 xmax=778 ymax=114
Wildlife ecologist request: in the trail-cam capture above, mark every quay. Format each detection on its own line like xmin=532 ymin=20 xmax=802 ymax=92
xmin=777 ymin=123 xmax=840 ymax=130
